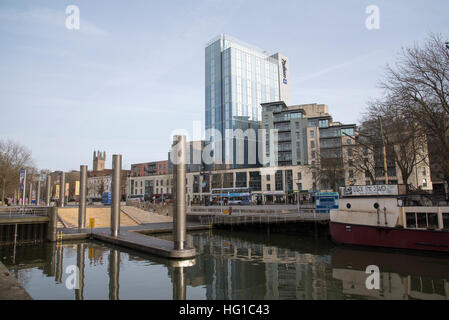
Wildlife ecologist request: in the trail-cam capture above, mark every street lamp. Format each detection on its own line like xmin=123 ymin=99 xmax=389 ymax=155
xmin=294 ymin=179 xmax=302 ymax=212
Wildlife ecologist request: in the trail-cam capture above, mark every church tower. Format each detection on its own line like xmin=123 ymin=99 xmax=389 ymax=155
xmin=93 ymin=150 xmax=106 ymax=171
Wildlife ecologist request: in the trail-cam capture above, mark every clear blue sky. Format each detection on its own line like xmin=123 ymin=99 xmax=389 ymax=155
xmin=1 ymin=0 xmax=448 ymax=171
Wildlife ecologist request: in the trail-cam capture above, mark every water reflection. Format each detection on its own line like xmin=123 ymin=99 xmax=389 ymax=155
xmin=76 ymin=243 xmax=85 ymax=300
xmin=331 ymin=247 xmax=449 ymax=300
xmin=108 ymin=248 xmax=119 ymax=300
xmin=0 ymin=230 xmax=448 ymax=300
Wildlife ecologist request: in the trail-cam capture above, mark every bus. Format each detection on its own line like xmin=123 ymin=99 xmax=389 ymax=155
xmin=127 ymin=194 xmax=145 ymax=202
xmin=210 ymin=188 xmax=251 ymax=205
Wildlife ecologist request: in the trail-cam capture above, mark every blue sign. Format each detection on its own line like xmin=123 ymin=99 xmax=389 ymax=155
xmin=315 ymin=192 xmax=339 ymax=213
xmin=283 ymin=78 xmax=287 ymax=84
xmin=102 ymin=192 xmax=112 ymax=205
xmin=19 ymin=168 xmax=26 ymax=191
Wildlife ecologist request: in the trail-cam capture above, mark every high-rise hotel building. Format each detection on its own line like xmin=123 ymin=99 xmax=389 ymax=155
xmin=205 ymin=34 xmax=290 ymax=168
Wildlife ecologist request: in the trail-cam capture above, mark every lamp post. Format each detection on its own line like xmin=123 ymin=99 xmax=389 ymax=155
xmin=294 ymin=179 xmax=302 ymax=213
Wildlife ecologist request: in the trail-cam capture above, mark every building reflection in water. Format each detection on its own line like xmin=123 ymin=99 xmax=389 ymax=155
xmin=108 ymin=248 xmax=120 ymax=300
xmin=331 ymin=247 xmax=449 ymax=300
xmin=75 ymin=243 xmax=85 ymax=300
xmin=1 ymin=231 xmax=449 ymax=300
xmin=187 ymin=231 xmax=333 ymax=300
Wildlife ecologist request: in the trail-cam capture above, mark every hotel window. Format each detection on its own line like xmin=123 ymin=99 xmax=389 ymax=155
xmin=341 ymin=128 xmax=354 ymax=136
xmin=275 ymin=170 xmax=283 ymax=191
xmin=310 ymin=130 xmax=315 ymax=138
xmin=310 ymin=141 xmax=315 ymax=149
xmin=297 ymin=172 xmax=302 ymax=180
xmin=348 ymin=148 xmax=353 ymax=157
xmin=295 ymin=121 xmax=300 ymax=129
xmin=318 ymin=119 xmax=329 ymax=128
xmin=266 ymin=174 xmax=270 ymax=181
xmin=266 ymin=184 xmax=271 ymax=191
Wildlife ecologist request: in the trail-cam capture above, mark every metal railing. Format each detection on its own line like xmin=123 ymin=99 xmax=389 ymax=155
xmin=0 ymin=206 xmax=50 ymax=217
xmin=188 ymin=205 xmax=316 ymax=216
xmin=197 ymin=210 xmax=329 ymax=226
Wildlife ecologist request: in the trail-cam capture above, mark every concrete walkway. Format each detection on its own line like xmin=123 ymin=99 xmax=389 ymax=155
xmin=120 ymin=206 xmax=172 ymax=224
xmin=57 ymin=207 xmax=138 ymax=228
xmin=56 ymin=222 xmax=209 ymax=258
xmin=0 ymin=262 xmax=32 ymax=300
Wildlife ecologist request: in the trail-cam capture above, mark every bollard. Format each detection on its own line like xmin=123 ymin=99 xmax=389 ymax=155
xmin=173 ymin=135 xmax=186 ymax=250
xmin=59 ymin=172 xmax=65 ymax=207
xmin=36 ymin=181 xmax=40 ymax=206
xmin=111 ymin=155 xmax=122 ymax=237
xmin=22 ymin=170 xmax=27 ymax=206
xmin=78 ymin=165 xmax=87 ymax=230
xmin=28 ymin=182 xmax=33 ymax=206
xmin=46 ymin=175 xmax=51 ymax=206
xmin=46 ymin=207 xmax=58 ymax=242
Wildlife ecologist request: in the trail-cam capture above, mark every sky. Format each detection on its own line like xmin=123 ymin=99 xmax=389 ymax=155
xmin=1 ymin=0 xmax=448 ymax=172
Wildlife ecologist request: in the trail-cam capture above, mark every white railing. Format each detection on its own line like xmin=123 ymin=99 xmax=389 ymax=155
xmin=0 ymin=206 xmax=50 ymax=217
xmin=197 ymin=210 xmax=329 ymax=225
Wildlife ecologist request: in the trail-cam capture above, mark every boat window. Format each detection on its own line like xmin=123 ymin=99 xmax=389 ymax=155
xmin=417 ymin=213 xmax=427 ymax=228
xmin=427 ymin=212 xmax=438 ymax=229
xmin=443 ymin=213 xmax=449 ymax=229
xmin=406 ymin=213 xmax=416 ymax=228
xmin=346 ymin=203 xmax=351 ymax=209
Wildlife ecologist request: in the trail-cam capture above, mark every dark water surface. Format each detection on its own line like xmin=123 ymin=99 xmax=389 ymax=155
xmin=1 ymin=229 xmax=448 ymax=300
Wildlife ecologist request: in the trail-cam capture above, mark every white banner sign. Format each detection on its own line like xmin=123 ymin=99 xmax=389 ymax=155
xmin=341 ymin=185 xmax=398 ymax=196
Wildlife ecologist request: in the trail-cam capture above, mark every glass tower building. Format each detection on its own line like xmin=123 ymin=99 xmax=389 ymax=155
xmin=205 ymin=34 xmax=290 ymax=168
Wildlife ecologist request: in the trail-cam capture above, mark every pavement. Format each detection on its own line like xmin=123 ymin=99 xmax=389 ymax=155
xmin=0 ymin=262 xmax=32 ymax=300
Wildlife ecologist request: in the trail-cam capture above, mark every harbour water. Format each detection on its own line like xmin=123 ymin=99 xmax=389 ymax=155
xmin=1 ymin=229 xmax=448 ymax=300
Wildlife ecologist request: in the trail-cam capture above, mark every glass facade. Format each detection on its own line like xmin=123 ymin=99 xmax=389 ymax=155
xmin=205 ymin=35 xmax=287 ymax=166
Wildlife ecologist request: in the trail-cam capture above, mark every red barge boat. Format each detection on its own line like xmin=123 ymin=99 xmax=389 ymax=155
xmin=329 ymin=185 xmax=449 ymax=253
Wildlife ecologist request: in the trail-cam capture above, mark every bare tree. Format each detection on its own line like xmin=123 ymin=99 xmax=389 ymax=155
xmin=342 ymin=126 xmax=379 ymax=185
xmin=98 ymin=179 xmax=105 ymax=196
xmin=364 ymin=99 xmax=429 ymax=191
xmin=0 ymin=139 xmax=33 ymax=204
xmin=313 ymin=148 xmax=345 ymax=191
xmin=379 ymin=34 xmax=449 ymax=187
